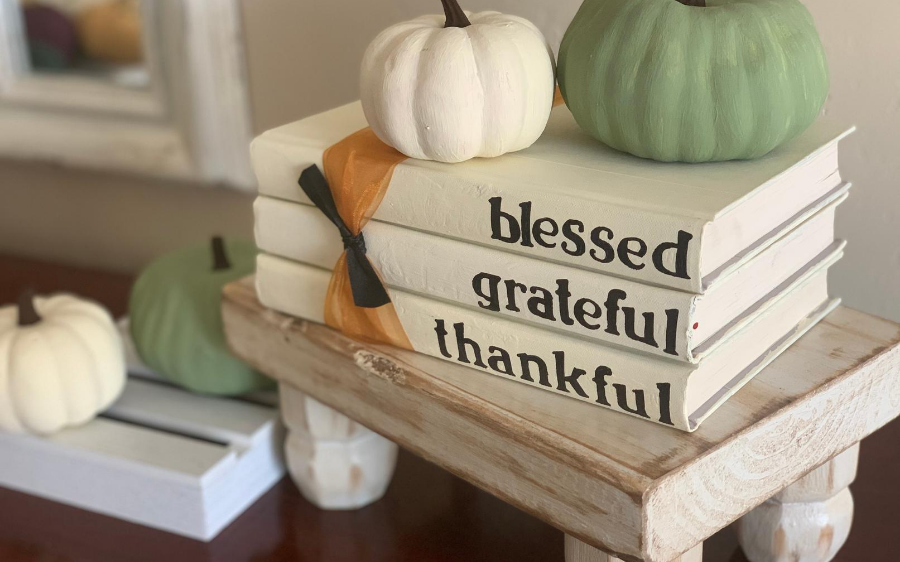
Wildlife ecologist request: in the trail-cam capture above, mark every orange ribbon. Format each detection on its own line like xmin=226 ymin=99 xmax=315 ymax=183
xmin=320 ymin=128 xmax=413 ymax=350
xmin=318 ymin=86 xmax=565 ymax=349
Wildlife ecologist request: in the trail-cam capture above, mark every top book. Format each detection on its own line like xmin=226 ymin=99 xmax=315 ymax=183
xmin=252 ymin=102 xmax=852 ymax=293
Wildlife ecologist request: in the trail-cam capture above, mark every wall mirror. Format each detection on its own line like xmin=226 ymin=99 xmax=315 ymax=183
xmin=0 ymin=0 xmax=254 ymax=189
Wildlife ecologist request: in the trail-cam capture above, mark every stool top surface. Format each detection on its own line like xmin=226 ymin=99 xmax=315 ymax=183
xmin=223 ymin=277 xmax=900 ymax=562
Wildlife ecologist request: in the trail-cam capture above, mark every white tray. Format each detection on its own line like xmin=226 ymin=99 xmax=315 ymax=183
xmin=0 ymin=319 xmax=285 ymax=541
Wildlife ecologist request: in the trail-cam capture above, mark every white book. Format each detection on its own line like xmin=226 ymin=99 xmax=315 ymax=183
xmin=255 ymin=192 xmax=845 ymax=363
xmin=255 ymin=251 xmax=841 ymax=432
xmin=251 ymin=102 xmax=852 ymax=293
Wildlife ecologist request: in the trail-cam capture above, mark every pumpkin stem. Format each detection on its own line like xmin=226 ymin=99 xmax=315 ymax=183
xmin=211 ymin=236 xmax=231 ymax=271
xmin=675 ymin=0 xmax=706 ymax=6
xmin=441 ymin=0 xmax=471 ymax=28
xmin=17 ymin=289 xmax=41 ymax=327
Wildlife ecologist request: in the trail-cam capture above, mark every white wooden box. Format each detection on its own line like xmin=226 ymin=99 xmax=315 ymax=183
xmin=0 ymin=320 xmax=285 ymax=541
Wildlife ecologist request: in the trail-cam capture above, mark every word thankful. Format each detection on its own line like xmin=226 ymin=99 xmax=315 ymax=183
xmin=433 ymin=319 xmax=674 ymax=426
xmin=472 ymin=273 xmax=680 ymax=355
xmin=489 ymin=197 xmax=694 ymax=280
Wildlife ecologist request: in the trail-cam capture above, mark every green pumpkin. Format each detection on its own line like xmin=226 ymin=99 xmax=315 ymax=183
xmin=558 ymin=0 xmax=829 ymax=163
xmin=129 ymin=237 xmax=271 ymax=395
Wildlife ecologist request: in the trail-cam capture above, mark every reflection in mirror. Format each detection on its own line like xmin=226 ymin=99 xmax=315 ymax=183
xmin=19 ymin=0 xmax=148 ymax=88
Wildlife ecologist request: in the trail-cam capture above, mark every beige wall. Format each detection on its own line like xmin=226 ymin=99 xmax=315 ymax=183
xmin=0 ymin=162 xmax=254 ymax=273
xmin=1 ymin=0 xmax=898 ymax=322
xmin=806 ymin=1 xmax=900 ymax=323
xmin=242 ymin=0 xmax=582 ymax=133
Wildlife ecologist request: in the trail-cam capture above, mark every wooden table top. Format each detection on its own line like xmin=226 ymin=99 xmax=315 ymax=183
xmin=223 ymin=277 xmax=900 ymax=562
xmin=1 ymin=254 xmax=899 ymax=562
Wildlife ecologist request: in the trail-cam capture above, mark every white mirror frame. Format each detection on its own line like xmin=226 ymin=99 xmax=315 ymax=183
xmin=0 ymin=0 xmax=254 ymax=190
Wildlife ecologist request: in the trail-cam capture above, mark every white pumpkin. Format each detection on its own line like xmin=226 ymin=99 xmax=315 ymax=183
xmin=0 ymin=291 xmax=126 ymax=435
xmin=360 ymin=0 xmax=556 ymax=163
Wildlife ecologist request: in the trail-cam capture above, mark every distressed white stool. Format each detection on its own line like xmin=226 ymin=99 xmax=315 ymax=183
xmin=224 ymin=278 xmax=900 ymax=562
xmin=278 ymin=384 xmax=398 ymax=509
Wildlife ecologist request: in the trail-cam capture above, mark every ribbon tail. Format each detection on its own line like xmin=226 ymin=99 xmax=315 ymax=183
xmin=345 ymin=247 xmax=392 ymax=308
xmin=299 ymin=165 xmax=350 ymax=235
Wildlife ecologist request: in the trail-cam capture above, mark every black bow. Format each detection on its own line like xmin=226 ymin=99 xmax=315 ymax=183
xmin=298 ymin=165 xmax=392 ymax=308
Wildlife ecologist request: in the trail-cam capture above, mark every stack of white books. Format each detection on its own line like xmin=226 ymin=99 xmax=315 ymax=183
xmin=250 ymin=102 xmax=853 ymax=432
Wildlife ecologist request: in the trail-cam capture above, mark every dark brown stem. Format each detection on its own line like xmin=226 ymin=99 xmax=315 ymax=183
xmin=17 ymin=289 xmax=41 ymax=327
xmin=676 ymin=0 xmax=706 ymax=6
xmin=441 ymin=0 xmax=471 ymax=28
xmin=212 ymin=236 xmax=231 ymax=271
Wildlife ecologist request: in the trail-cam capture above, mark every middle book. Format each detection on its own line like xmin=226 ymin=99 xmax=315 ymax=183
xmin=255 ymin=193 xmax=844 ymax=364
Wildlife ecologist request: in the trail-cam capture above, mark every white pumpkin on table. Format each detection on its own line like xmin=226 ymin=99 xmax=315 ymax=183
xmin=360 ymin=0 xmax=556 ymax=163
xmin=0 ymin=290 xmax=126 ymax=435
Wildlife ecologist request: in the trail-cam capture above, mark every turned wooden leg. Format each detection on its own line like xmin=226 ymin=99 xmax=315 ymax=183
xmin=564 ymin=535 xmax=702 ymax=562
xmin=279 ymin=382 xmax=399 ymax=510
xmin=738 ymin=443 xmax=859 ymax=562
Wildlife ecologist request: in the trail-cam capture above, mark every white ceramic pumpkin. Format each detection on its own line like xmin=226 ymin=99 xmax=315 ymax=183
xmin=0 ymin=290 xmax=126 ymax=435
xmin=360 ymin=0 xmax=556 ymax=163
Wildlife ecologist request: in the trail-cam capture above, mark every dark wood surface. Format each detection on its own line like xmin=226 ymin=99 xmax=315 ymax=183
xmin=0 ymin=254 xmax=897 ymax=562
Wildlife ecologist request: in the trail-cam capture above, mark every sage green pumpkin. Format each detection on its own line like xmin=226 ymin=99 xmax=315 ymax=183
xmin=558 ymin=0 xmax=829 ymax=163
xmin=129 ymin=238 xmax=271 ymax=395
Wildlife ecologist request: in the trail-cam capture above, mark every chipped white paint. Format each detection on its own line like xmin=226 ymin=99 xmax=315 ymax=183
xmin=280 ymin=382 xmax=398 ymax=509
xmin=737 ymin=445 xmax=859 ymax=562
xmin=223 ymin=279 xmax=900 ymax=562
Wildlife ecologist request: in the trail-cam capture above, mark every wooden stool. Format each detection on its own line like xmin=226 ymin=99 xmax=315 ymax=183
xmin=223 ymin=278 xmax=900 ymax=562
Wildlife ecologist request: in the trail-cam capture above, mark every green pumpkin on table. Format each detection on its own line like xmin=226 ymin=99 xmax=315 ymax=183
xmin=558 ymin=0 xmax=830 ymax=163
xmin=130 ymin=237 xmax=272 ymax=395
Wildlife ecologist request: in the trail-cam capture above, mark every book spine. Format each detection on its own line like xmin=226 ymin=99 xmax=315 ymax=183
xmin=251 ymin=136 xmax=709 ymax=293
xmin=255 ymin=196 xmax=698 ymax=361
xmin=255 ymin=253 xmax=694 ymax=431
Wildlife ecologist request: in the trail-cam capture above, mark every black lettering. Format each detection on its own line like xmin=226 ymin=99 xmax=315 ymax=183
xmin=592 ymin=366 xmax=612 ymax=406
xmin=589 ymin=227 xmax=615 ymax=264
xmin=561 ymin=220 xmax=586 ymax=257
xmin=613 ymin=384 xmax=649 ymax=419
xmin=604 ymin=290 xmax=626 ymax=336
xmin=520 ymin=202 xmax=534 ymax=247
xmin=489 ymin=197 xmax=521 ymax=244
xmin=653 ymin=230 xmax=693 ymax=280
xmin=533 ymin=217 xmax=559 ymax=248
xmin=618 ymin=237 xmax=648 ymax=270
xmin=453 ymin=322 xmax=487 ymax=368
xmin=434 ymin=319 xmax=451 ymax=359
xmin=503 ymin=279 xmax=527 ymax=312
xmin=487 ymin=346 xmax=514 ymax=376
xmin=553 ymin=351 xmax=589 ymax=398
xmin=518 ymin=353 xmax=551 ymax=387
xmin=527 ymin=286 xmax=557 ymax=321
xmin=492 ymin=199 xmax=693 ymax=282
xmin=623 ymin=308 xmax=658 ymax=348
xmin=574 ymin=298 xmax=602 ymax=330
xmin=664 ymin=309 xmax=679 ymax=356
xmin=554 ymin=279 xmax=574 ymax=326
xmin=472 ymin=272 xmax=501 ymax=312
xmin=657 ymin=383 xmax=674 ymax=426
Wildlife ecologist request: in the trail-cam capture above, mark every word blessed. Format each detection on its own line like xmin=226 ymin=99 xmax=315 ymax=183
xmin=472 ymin=273 xmax=680 ymax=356
xmin=489 ymin=197 xmax=693 ymax=280
xmin=433 ymin=319 xmax=674 ymax=426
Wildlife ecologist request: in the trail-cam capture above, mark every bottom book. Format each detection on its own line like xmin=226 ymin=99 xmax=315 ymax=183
xmin=256 ymin=251 xmax=841 ymax=432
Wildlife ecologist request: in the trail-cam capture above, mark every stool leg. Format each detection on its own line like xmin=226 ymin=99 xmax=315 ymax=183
xmin=279 ymin=382 xmax=398 ymax=510
xmin=564 ymin=535 xmax=702 ymax=562
xmin=737 ymin=443 xmax=859 ymax=562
